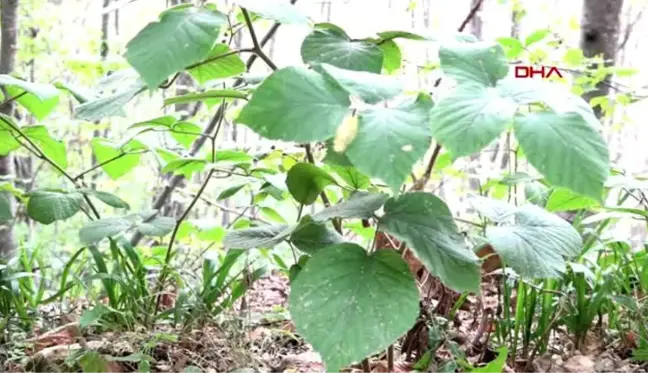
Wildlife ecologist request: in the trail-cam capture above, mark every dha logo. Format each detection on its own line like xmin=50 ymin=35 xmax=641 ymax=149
xmin=514 ymin=65 xmax=564 ymax=79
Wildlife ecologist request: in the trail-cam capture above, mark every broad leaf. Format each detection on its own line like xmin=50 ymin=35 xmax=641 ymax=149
xmin=233 ymin=0 xmax=309 ymax=25
xmin=346 ymin=94 xmax=433 ymax=191
xmin=545 ymin=187 xmax=600 ymax=212
xmin=188 ymin=43 xmax=246 ymax=84
xmin=290 ymin=215 xmax=343 ymax=254
xmin=313 ymin=191 xmax=389 ymax=222
xmin=0 ymin=116 xmax=20 ymax=155
xmin=468 ymin=196 xmax=516 ymax=223
xmin=514 ymin=111 xmax=609 ymax=200
xmin=486 ymin=203 xmax=582 ymax=278
xmin=75 ymin=84 xmax=144 ymax=121
xmin=329 ymin=164 xmax=371 ymax=190
xmin=22 ymin=126 xmax=68 ymax=169
xmin=129 ymin=115 xmax=177 ymax=130
xmin=163 ymin=89 xmax=247 ymax=107
xmin=217 ymin=184 xmax=247 ymax=200
xmin=290 ymin=243 xmax=419 ymax=372
xmin=301 ymin=25 xmax=384 ymax=73
xmin=162 ymin=158 xmax=206 ymax=177
xmin=223 ymin=224 xmax=294 ymax=249
xmin=124 ymin=6 xmax=228 ymax=88
xmin=0 ymin=75 xmax=60 ymax=120
xmin=84 ymin=190 xmax=130 ymax=209
xmin=286 ymin=163 xmax=337 ymax=205
xmin=79 ymin=304 xmax=110 ymax=328
xmin=318 ymin=63 xmax=403 ymax=104
xmin=170 ymin=121 xmax=202 ymax=149
xmin=378 ymin=40 xmax=402 ymax=73
xmin=236 ymin=67 xmax=350 ymax=142
xmin=438 ymin=42 xmax=508 ymax=87
xmin=430 ymin=86 xmax=517 ymax=157
xmin=379 ymin=192 xmax=480 ymax=292
xmin=137 ymin=216 xmax=176 ymax=237
xmin=91 ymin=138 xmax=143 ymax=180
xmin=27 ymin=190 xmax=84 ymax=225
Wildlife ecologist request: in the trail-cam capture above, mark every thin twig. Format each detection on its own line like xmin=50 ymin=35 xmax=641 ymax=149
xmin=241 ymin=9 xmax=278 ymax=70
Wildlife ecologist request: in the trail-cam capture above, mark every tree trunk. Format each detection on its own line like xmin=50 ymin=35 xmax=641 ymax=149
xmin=0 ymin=0 xmax=19 ymax=260
xmin=580 ymin=0 xmax=624 ymax=119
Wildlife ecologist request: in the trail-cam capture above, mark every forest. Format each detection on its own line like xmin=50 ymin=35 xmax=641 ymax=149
xmin=0 ymin=0 xmax=647 ymax=372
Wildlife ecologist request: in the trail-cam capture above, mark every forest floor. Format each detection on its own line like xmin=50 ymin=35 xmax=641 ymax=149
xmin=1 ymin=271 xmax=645 ymax=372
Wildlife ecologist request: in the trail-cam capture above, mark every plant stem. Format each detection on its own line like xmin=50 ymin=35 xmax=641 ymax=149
xmin=150 ymin=168 xmax=216 ymax=323
xmin=241 ymin=8 xmax=278 ymax=70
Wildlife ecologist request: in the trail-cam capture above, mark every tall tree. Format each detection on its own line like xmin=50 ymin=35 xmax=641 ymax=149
xmin=580 ymin=0 xmax=624 ymax=119
xmin=0 ymin=0 xmax=19 ymax=259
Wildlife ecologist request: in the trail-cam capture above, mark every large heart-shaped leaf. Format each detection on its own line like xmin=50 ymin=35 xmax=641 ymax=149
xmin=233 ymin=0 xmax=309 ymax=25
xmin=236 ymin=67 xmax=351 ymax=142
xmin=438 ymin=42 xmax=508 ymax=87
xmin=188 ymin=43 xmax=246 ymax=84
xmin=301 ymin=25 xmax=384 ymax=73
xmin=286 ymin=163 xmax=337 ymax=205
xmin=313 ymin=191 xmax=389 ymax=222
xmin=290 ymin=243 xmax=419 ymax=372
xmin=0 ymin=75 xmax=60 ymax=120
xmin=124 ymin=6 xmax=228 ymax=89
xmin=430 ymin=86 xmax=517 ymax=157
xmin=27 ymin=190 xmax=84 ymax=225
xmin=22 ymin=126 xmax=68 ymax=169
xmin=486 ymin=203 xmax=582 ymax=278
xmin=514 ymin=111 xmax=609 ymax=200
xmin=80 ymin=217 xmax=133 ymax=245
xmin=345 ymin=94 xmax=433 ymax=191
xmin=318 ymin=63 xmax=403 ymax=104
xmin=545 ymin=187 xmax=600 ymax=212
xmin=223 ymin=224 xmax=295 ymax=249
xmin=379 ymin=192 xmax=480 ymax=292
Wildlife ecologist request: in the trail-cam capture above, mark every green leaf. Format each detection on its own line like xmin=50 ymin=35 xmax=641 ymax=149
xmin=301 ymin=25 xmax=384 ymax=73
xmin=170 ymin=121 xmax=202 ymax=149
xmin=124 ymin=7 xmax=228 ymax=89
xmin=223 ymin=224 xmax=294 ymax=249
xmin=285 ymin=163 xmax=337 ymax=205
xmin=290 ymin=215 xmax=343 ymax=254
xmin=85 ymin=190 xmax=130 ymax=209
xmin=514 ymin=111 xmax=609 ymax=200
xmin=22 ymin=126 xmax=68 ymax=169
xmin=290 ymin=243 xmax=419 ymax=372
xmin=545 ymin=187 xmax=600 ymax=212
xmin=233 ymin=0 xmax=309 ymax=25
xmin=329 ymin=164 xmax=371 ymax=190
xmin=313 ymin=191 xmax=389 ymax=222
xmin=346 ymin=94 xmax=433 ymax=191
xmin=379 ymin=192 xmax=480 ymax=292
xmin=486 ymin=204 xmax=582 ymax=278
xmin=91 ymin=138 xmax=143 ymax=180
xmin=496 ymin=37 xmax=524 ymax=58
xmin=79 ymin=217 xmax=133 ymax=245
xmin=0 ymin=115 xmax=20 ymax=155
xmin=438 ymin=42 xmax=508 ymax=87
xmin=472 ymin=347 xmax=508 ymax=373
xmin=137 ymin=216 xmax=176 ymax=237
xmin=188 ymin=43 xmax=246 ymax=84
xmin=430 ymin=86 xmax=517 ymax=157
xmin=317 ymin=63 xmax=403 ymax=104
xmin=161 ymin=158 xmax=206 ymax=177
xmin=524 ymin=29 xmax=551 ymax=46
xmin=236 ymin=66 xmax=350 ymax=142
xmin=78 ymin=351 xmax=109 ymax=373
xmin=27 ymin=190 xmax=84 ymax=225
xmin=0 ymin=75 xmax=60 ymax=120
xmin=378 ymin=40 xmax=402 ymax=73
xmin=0 ymin=192 xmax=12 ymax=222
xmin=75 ymin=85 xmax=144 ymax=121
xmin=468 ymin=196 xmax=516 ymax=223
xmin=129 ymin=115 xmax=177 ymax=130
xmin=217 ymin=184 xmax=247 ymax=200
xmin=163 ymin=89 xmax=247 ymax=107
xmin=80 ymin=304 xmax=110 ymax=328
